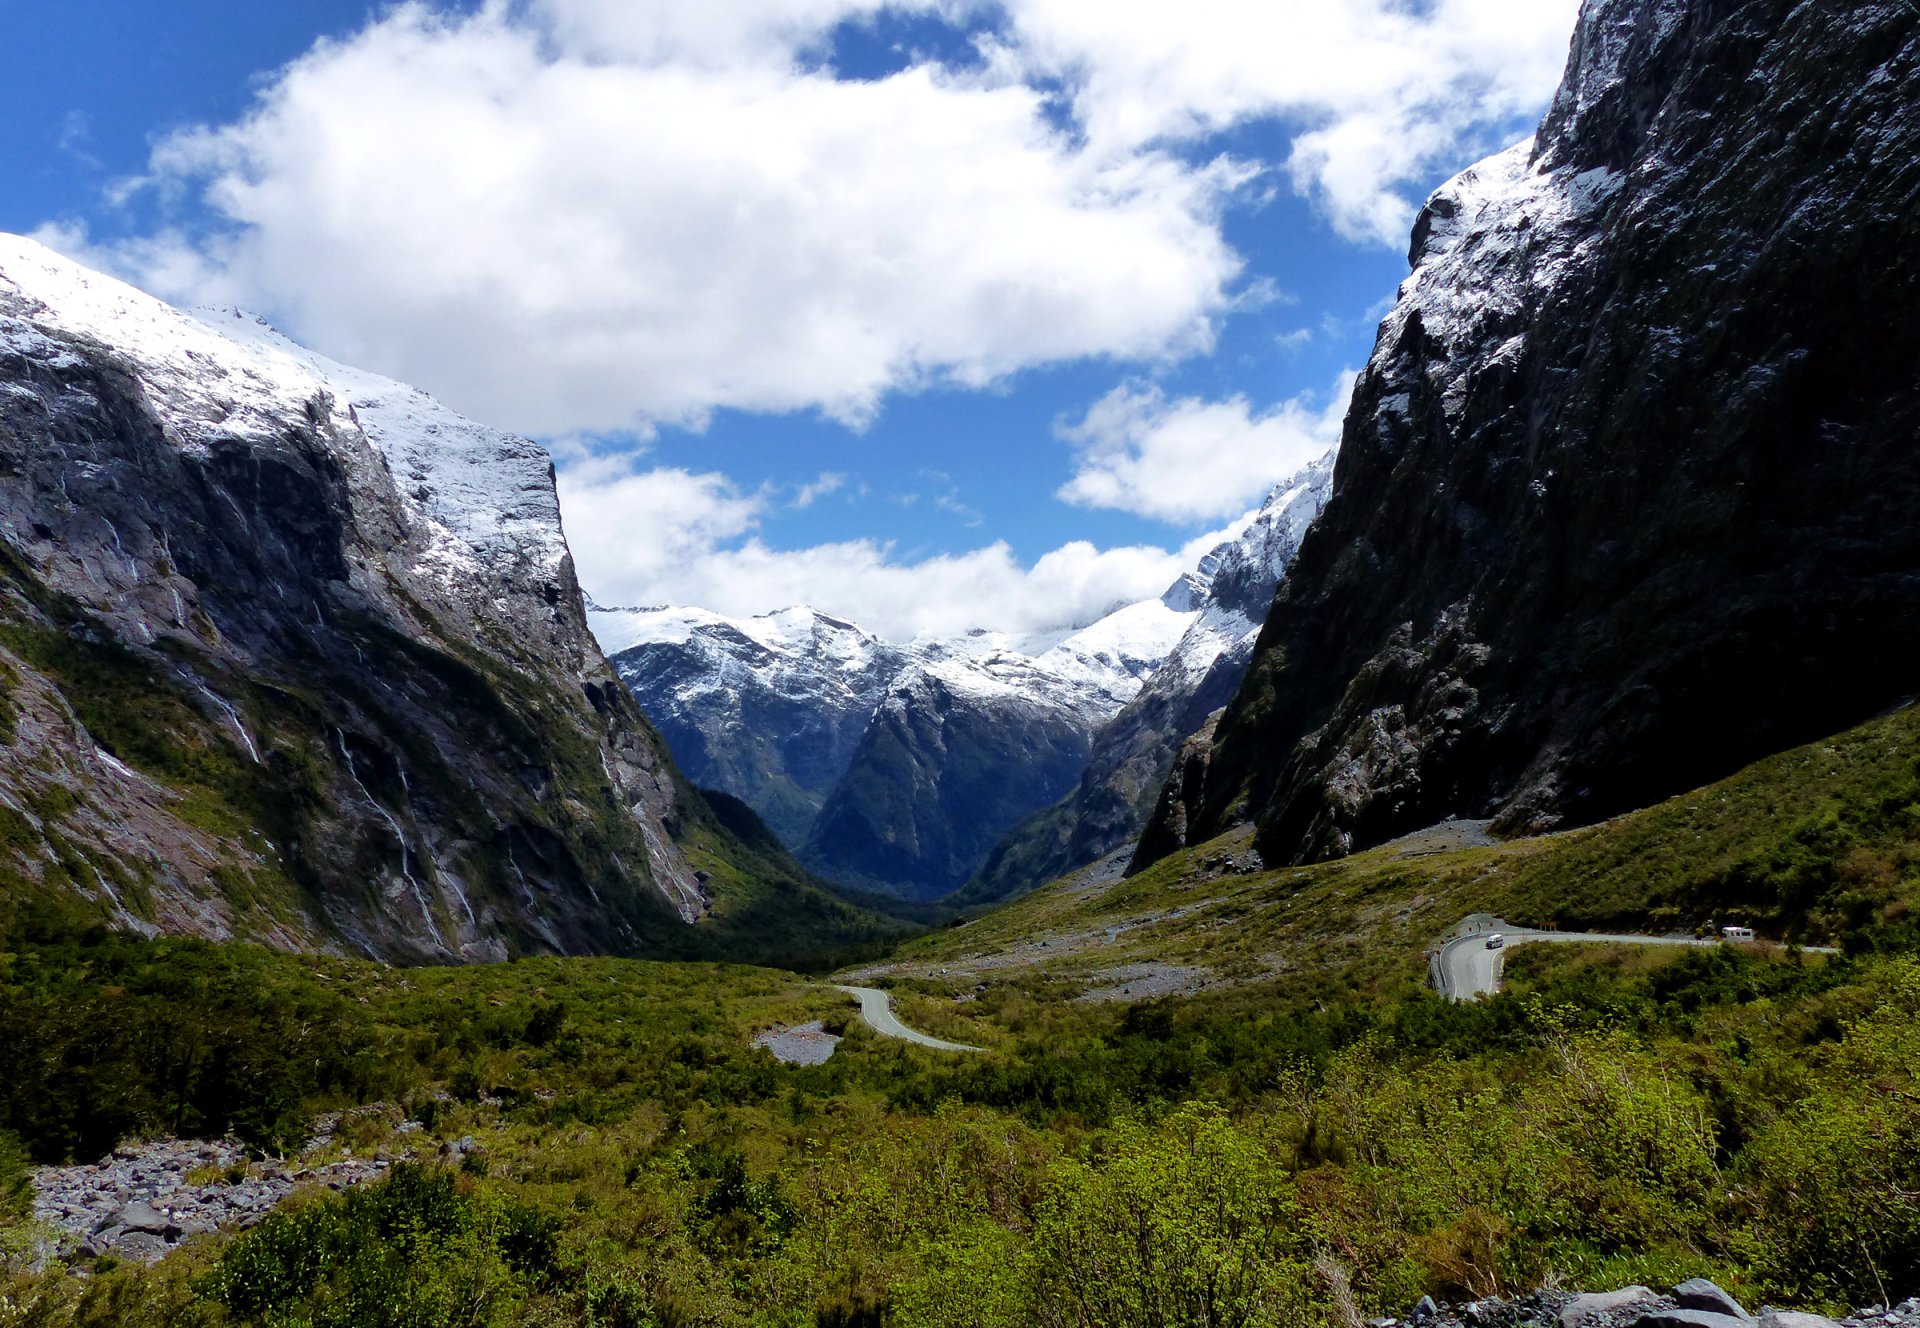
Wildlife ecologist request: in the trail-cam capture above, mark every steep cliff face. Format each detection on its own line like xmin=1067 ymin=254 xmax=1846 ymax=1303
xmin=0 ymin=236 xmax=866 ymax=961
xmin=957 ymin=454 xmax=1332 ymax=907
xmin=1138 ymin=0 xmax=1920 ymax=868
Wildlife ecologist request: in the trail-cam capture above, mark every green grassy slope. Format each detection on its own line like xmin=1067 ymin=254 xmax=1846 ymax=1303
xmin=1 ymin=706 xmax=1917 ymax=1321
xmin=870 ymin=700 xmax=1920 ymax=1014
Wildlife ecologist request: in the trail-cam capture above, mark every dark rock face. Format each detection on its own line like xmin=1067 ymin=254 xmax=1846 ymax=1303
xmin=1139 ymin=0 xmax=1920 ymax=868
xmin=0 ymin=238 xmax=849 ymax=961
xmin=800 ymin=672 xmax=1098 ymax=900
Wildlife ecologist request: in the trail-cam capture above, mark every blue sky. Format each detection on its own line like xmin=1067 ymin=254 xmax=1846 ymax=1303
xmin=5 ymin=0 xmax=1581 ymax=638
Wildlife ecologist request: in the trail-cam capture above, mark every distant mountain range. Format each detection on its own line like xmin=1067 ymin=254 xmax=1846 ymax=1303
xmin=592 ymin=453 xmax=1331 ymax=900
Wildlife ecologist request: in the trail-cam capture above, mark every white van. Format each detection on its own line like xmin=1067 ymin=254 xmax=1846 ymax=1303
xmin=1721 ymin=925 xmax=1755 ymax=942
xmin=1485 ymin=933 xmax=1506 ymax=950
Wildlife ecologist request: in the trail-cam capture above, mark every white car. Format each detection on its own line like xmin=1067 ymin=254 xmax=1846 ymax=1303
xmin=1485 ymin=933 xmax=1506 ymax=950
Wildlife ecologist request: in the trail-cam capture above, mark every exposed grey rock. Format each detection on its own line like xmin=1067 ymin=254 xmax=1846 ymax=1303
xmin=0 ymin=235 xmax=856 ymax=960
xmin=1563 ymin=1288 xmax=1658 ymax=1328
xmin=1137 ymin=0 xmax=1920 ymax=871
xmin=1631 ymin=1310 xmax=1751 ymax=1328
xmin=113 ymin=1201 xmax=175 ymax=1237
xmin=1673 ymin=1282 xmax=1749 ymax=1322
xmin=28 ymin=1122 xmax=420 ymax=1265
xmin=753 ymin=1020 xmax=841 ymax=1066
xmin=1758 ymin=1312 xmax=1839 ymax=1328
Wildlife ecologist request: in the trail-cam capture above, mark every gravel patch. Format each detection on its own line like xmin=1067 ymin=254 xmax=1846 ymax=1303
xmin=1074 ymin=962 xmax=1210 ymax=1003
xmin=753 ymin=1020 xmax=841 ymax=1065
xmin=27 ymin=1109 xmax=415 ymax=1266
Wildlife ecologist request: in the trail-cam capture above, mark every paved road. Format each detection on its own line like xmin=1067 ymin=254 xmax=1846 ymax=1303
xmin=1434 ymin=917 xmax=1834 ymax=1001
xmin=835 ymin=985 xmax=983 ymax=1052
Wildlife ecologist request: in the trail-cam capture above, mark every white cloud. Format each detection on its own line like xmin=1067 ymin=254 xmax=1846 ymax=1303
xmin=557 ymin=456 xmax=1242 ymax=639
xmin=555 ymin=461 xmax=767 ymax=601
xmin=1056 ymin=373 xmax=1354 ymax=524
xmin=791 ymin=472 xmax=847 ymax=509
xmin=990 ymin=0 xmax=1583 ymax=245
xmin=53 ymin=0 xmax=1582 ymax=437
xmin=73 ymin=1 xmax=1242 ymax=437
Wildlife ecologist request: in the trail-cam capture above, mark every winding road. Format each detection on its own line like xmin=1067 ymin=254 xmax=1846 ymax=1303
xmin=835 ymin=985 xmax=983 ymax=1052
xmin=1433 ymin=915 xmax=1836 ymax=1001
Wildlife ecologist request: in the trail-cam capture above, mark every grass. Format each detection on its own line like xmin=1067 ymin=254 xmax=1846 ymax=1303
xmin=0 ymin=679 xmax=1918 ymax=1322
xmin=872 ymin=702 xmax=1920 ymax=1027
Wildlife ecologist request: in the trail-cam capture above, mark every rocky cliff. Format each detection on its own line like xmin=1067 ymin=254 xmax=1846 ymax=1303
xmin=956 ymin=454 xmax=1332 ymax=908
xmin=0 ymin=235 xmax=875 ymax=961
xmin=1138 ymin=0 xmax=1920 ymax=868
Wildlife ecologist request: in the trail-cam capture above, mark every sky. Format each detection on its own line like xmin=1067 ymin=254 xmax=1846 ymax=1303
xmin=2 ymin=0 xmax=1583 ymax=640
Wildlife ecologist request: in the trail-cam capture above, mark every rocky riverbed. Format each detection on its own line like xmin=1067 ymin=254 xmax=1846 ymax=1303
xmin=23 ymin=1108 xmax=466 ymax=1266
xmin=1399 ymin=1280 xmax=1918 ymax=1328
xmin=752 ymin=1020 xmax=842 ymax=1065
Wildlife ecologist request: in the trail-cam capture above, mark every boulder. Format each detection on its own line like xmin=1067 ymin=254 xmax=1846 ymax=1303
xmin=1756 ymin=1313 xmax=1838 ymax=1328
xmin=1674 ymin=1282 xmax=1749 ymax=1321
xmin=1563 ymin=1289 xmax=1659 ymax=1328
xmin=114 ymin=1231 xmax=169 ymax=1261
xmin=114 ymin=1201 xmax=177 ymax=1237
xmin=1632 ymin=1311 xmax=1751 ymax=1328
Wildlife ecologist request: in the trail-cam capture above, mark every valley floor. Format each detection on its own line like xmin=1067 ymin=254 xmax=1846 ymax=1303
xmin=2 ymin=704 xmax=1919 ymax=1323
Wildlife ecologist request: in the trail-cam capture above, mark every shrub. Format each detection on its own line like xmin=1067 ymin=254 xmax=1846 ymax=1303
xmin=1025 ymin=1105 xmax=1312 ymax=1328
xmin=0 ymin=1131 xmax=31 ymax=1223
xmin=198 ymin=1163 xmax=558 ymax=1327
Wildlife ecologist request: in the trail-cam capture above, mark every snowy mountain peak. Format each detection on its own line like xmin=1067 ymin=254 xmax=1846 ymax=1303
xmin=0 ymin=234 xmax=566 ymax=599
xmin=596 ymin=448 xmax=1339 ymax=897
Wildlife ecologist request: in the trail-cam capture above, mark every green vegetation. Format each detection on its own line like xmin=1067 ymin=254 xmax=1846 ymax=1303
xmin=0 ymin=711 xmax=1917 ymax=1323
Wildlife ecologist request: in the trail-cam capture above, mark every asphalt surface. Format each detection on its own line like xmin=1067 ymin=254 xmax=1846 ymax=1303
xmin=1434 ymin=917 xmax=1833 ymax=1000
xmin=834 ymin=985 xmax=983 ymax=1052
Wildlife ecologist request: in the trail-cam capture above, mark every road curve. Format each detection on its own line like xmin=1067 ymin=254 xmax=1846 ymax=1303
xmin=1433 ymin=917 xmax=1834 ymax=1001
xmin=835 ymin=985 xmax=984 ymax=1052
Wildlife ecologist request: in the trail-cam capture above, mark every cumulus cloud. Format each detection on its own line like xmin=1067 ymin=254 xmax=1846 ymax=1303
xmin=55 ymin=0 xmax=1581 ymax=437
xmin=1056 ymin=373 xmax=1354 ymax=524
xmin=990 ymin=0 xmax=1582 ymax=244
xmin=557 ymin=456 xmax=1242 ymax=639
xmin=72 ymin=0 xmax=1241 ymax=436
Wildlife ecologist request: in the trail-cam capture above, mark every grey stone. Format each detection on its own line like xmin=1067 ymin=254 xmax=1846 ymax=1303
xmin=1563 ymin=1289 xmax=1659 ymax=1328
xmin=1414 ymin=1297 xmax=1441 ymax=1323
xmin=1757 ymin=1312 xmax=1839 ymax=1328
xmin=1632 ymin=1312 xmax=1752 ymax=1328
xmin=114 ymin=1231 xmax=169 ymax=1261
xmin=115 ymin=1201 xmax=176 ymax=1236
xmin=1674 ymin=1282 xmax=1749 ymax=1321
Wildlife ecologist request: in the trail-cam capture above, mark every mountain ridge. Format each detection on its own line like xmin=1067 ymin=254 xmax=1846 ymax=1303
xmin=1135 ymin=0 xmax=1920 ymax=870
xmin=0 ymin=233 xmax=885 ymax=962
xmin=596 ymin=452 xmax=1332 ymax=899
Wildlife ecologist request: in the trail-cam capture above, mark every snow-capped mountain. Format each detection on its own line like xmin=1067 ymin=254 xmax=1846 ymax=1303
xmin=593 ymin=452 xmax=1332 ymax=899
xmin=1138 ymin=0 xmax=1920 ymax=871
xmin=958 ymin=451 xmax=1334 ymax=906
xmin=0 ymin=234 xmax=871 ymax=959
